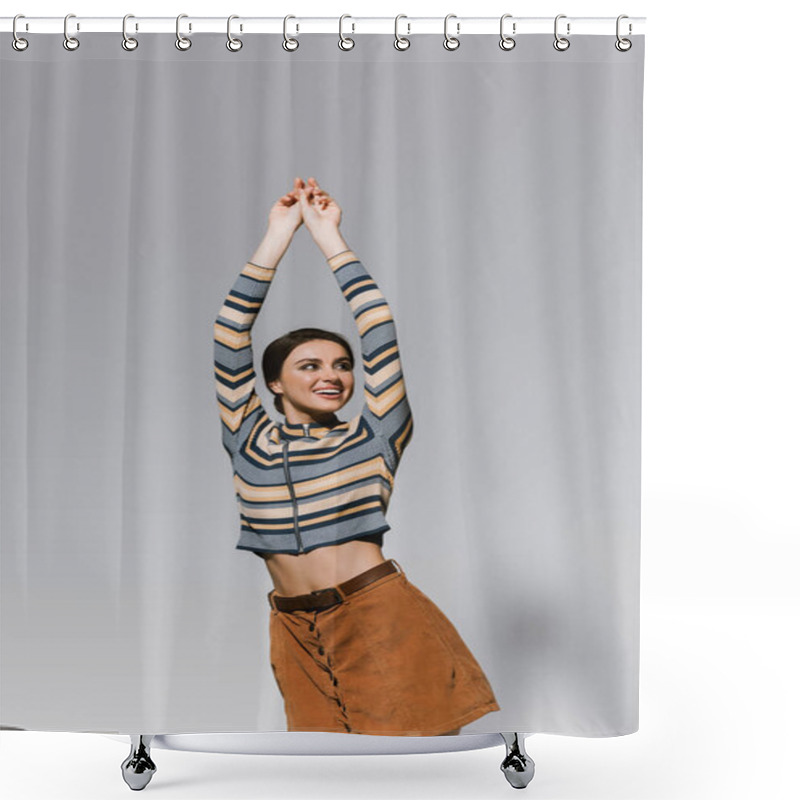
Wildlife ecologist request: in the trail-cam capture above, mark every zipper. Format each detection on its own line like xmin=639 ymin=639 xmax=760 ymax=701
xmin=281 ymin=437 xmax=305 ymax=553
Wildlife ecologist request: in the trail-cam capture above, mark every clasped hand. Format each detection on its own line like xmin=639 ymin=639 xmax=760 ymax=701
xmin=268 ymin=176 xmax=341 ymax=241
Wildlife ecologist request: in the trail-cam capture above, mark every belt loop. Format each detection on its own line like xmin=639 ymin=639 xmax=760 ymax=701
xmin=330 ymin=577 xmax=347 ymax=602
xmin=267 ymin=590 xmax=276 ymax=611
xmin=389 ymin=558 xmax=403 ymax=575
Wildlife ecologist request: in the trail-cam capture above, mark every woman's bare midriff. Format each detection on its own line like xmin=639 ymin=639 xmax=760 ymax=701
xmin=261 ymin=538 xmax=387 ymax=597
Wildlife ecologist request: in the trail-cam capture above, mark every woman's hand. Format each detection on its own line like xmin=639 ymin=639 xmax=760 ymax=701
xmin=248 ymin=178 xmax=305 ymax=268
xmin=267 ymin=177 xmax=305 ymax=240
xmin=299 ymin=177 xmax=343 ymax=239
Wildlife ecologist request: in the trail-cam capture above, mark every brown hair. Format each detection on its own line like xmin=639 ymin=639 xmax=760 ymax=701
xmin=261 ymin=328 xmax=354 ymax=415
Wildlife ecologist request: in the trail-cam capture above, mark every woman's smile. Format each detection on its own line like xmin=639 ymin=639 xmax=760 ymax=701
xmin=313 ymin=386 xmax=343 ymax=399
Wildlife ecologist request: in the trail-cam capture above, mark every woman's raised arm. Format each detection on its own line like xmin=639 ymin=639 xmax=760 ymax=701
xmin=300 ymin=180 xmax=414 ymax=468
xmin=214 ymin=179 xmax=304 ymax=455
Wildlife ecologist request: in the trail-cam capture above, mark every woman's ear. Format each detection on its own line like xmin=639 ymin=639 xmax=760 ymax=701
xmin=267 ymin=379 xmax=282 ymax=395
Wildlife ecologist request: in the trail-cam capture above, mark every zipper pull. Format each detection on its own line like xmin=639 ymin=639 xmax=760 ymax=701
xmin=303 ymin=423 xmax=310 ymax=438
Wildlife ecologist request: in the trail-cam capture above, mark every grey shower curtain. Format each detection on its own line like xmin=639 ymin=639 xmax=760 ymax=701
xmin=0 ymin=32 xmax=644 ymax=735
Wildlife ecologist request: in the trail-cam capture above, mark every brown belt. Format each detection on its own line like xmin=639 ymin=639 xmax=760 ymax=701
xmin=269 ymin=559 xmax=401 ymax=612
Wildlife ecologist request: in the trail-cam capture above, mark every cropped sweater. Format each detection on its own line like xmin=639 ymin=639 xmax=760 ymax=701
xmin=214 ymin=249 xmax=414 ymax=556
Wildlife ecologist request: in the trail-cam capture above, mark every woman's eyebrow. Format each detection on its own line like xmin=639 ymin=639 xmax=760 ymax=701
xmin=294 ymin=357 xmax=352 ymax=365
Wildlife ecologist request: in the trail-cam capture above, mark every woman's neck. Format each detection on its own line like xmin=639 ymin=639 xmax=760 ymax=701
xmin=283 ymin=412 xmax=340 ymax=427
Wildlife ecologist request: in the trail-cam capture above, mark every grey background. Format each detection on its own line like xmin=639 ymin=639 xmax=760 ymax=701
xmin=1 ymin=33 xmax=643 ymax=735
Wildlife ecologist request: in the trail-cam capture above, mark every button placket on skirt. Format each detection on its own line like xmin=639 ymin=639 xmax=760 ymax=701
xmin=308 ymin=609 xmax=351 ymax=732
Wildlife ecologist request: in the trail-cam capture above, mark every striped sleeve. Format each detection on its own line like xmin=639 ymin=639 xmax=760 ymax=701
xmin=327 ymin=250 xmax=414 ymax=469
xmin=214 ymin=261 xmax=275 ymax=456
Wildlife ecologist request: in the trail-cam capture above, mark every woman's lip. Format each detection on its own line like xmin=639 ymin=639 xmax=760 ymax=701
xmin=314 ymin=389 xmax=342 ymax=396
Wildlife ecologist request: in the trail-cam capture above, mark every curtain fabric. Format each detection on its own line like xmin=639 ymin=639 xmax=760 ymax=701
xmin=0 ymin=32 xmax=644 ymax=735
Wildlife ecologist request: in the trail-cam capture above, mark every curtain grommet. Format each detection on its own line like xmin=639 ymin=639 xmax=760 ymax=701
xmin=553 ymin=14 xmax=570 ymax=51
xmin=283 ymin=15 xmax=299 ymax=51
xmin=121 ymin=14 xmax=138 ymax=51
xmin=12 ymin=14 xmax=29 ymax=51
xmin=499 ymin=14 xmax=516 ymax=51
xmin=63 ymin=13 xmax=80 ymax=51
xmin=226 ymin=15 xmax=243 ymax=52
xmin=394 ymin=14 xmax=410 ymax=51
xmin=175 ymin=14 xmax=192 ymax=51
xmin=615 ymin=15 xmax=632 ymax=51
xmin=443 ymin=14 xmax=460 ymax=51
xmin=338 ymin=14 xmax=355 ymax=51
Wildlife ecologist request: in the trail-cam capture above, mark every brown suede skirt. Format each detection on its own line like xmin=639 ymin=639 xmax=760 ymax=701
xmin=267 ymin=559 xmax=500 ymax=735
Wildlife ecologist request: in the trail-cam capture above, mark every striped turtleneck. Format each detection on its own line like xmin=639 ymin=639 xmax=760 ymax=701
xmin=213 ymin=250 xmax=414 ymax=555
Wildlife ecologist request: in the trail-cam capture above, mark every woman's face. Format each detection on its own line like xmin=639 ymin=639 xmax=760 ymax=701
xmin=269 ymin=339 xmax=355 ymax=421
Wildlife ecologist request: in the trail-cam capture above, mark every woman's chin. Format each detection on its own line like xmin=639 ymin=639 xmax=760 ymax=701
xmin=311 ymin=396 xmax=349 ymax=410
xmin=309 ymin=400 xmax=346 ymax=415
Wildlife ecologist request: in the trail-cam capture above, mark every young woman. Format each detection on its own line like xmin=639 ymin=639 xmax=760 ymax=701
xmin=214 ymin=177 xmax=499 ymax=735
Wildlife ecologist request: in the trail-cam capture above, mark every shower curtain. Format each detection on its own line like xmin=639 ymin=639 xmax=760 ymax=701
xmin=0 ymin=28 xmax=644 ymax=737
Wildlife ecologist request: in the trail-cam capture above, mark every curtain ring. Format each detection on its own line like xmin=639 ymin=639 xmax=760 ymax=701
xmin=283 ymin=15 xmax=299 ymax=51
xmin=339 ymin=14 xmax=355 ymax=50
xmin=615 ymin=15 xmax=632 ymax=52
xmin=443 ymin=14 xmax=460 ymax=51
xmin=12 ymin=14 xmax=29 ymax=52
xmin=175 ymin=14 xmax=192 ymax=51
xmin=122 ymin=14 xmax=138 ymax=51
xmin=499 ymin=13 xmax=516 ymax=50
xmin=226 ymin=15 xmax=243 ymax=51
xmin=553 ymin=14 xmax=570 ymax=51
xmin=63 ymin=13 xmax=80 ymax=51
xmin=394 ymin=14 xmax=410 ymax=51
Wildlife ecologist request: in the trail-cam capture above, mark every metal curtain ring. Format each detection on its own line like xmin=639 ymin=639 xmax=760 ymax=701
xmin=283 ymin=15 xmax=299 ymax=51
xmin=615 ymin=14 xmax=632 ymax=51
xmin=553 ymin=14 xmax=570 ymax=51
xmin=122 ymin=14 xmax=138 ymax=51
xmin=394 ymin=14 xmax=410 ymax=51
xmin=443 ymin=13 xmax=460 ymax=51
xmin=175 ymin=14 xmax=191 ymax=50
xmin=499 ymin=13 xmax=516 ymax=50
xmin=339 ymin=14 xmax=354 ymax=50
xmin=63 ymin=13 xmax=79 ymax=51
xmin=12 ymin=14 xmax=29 ymax=51
xmin=227 ymin=15 xmax=243 ymax=51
